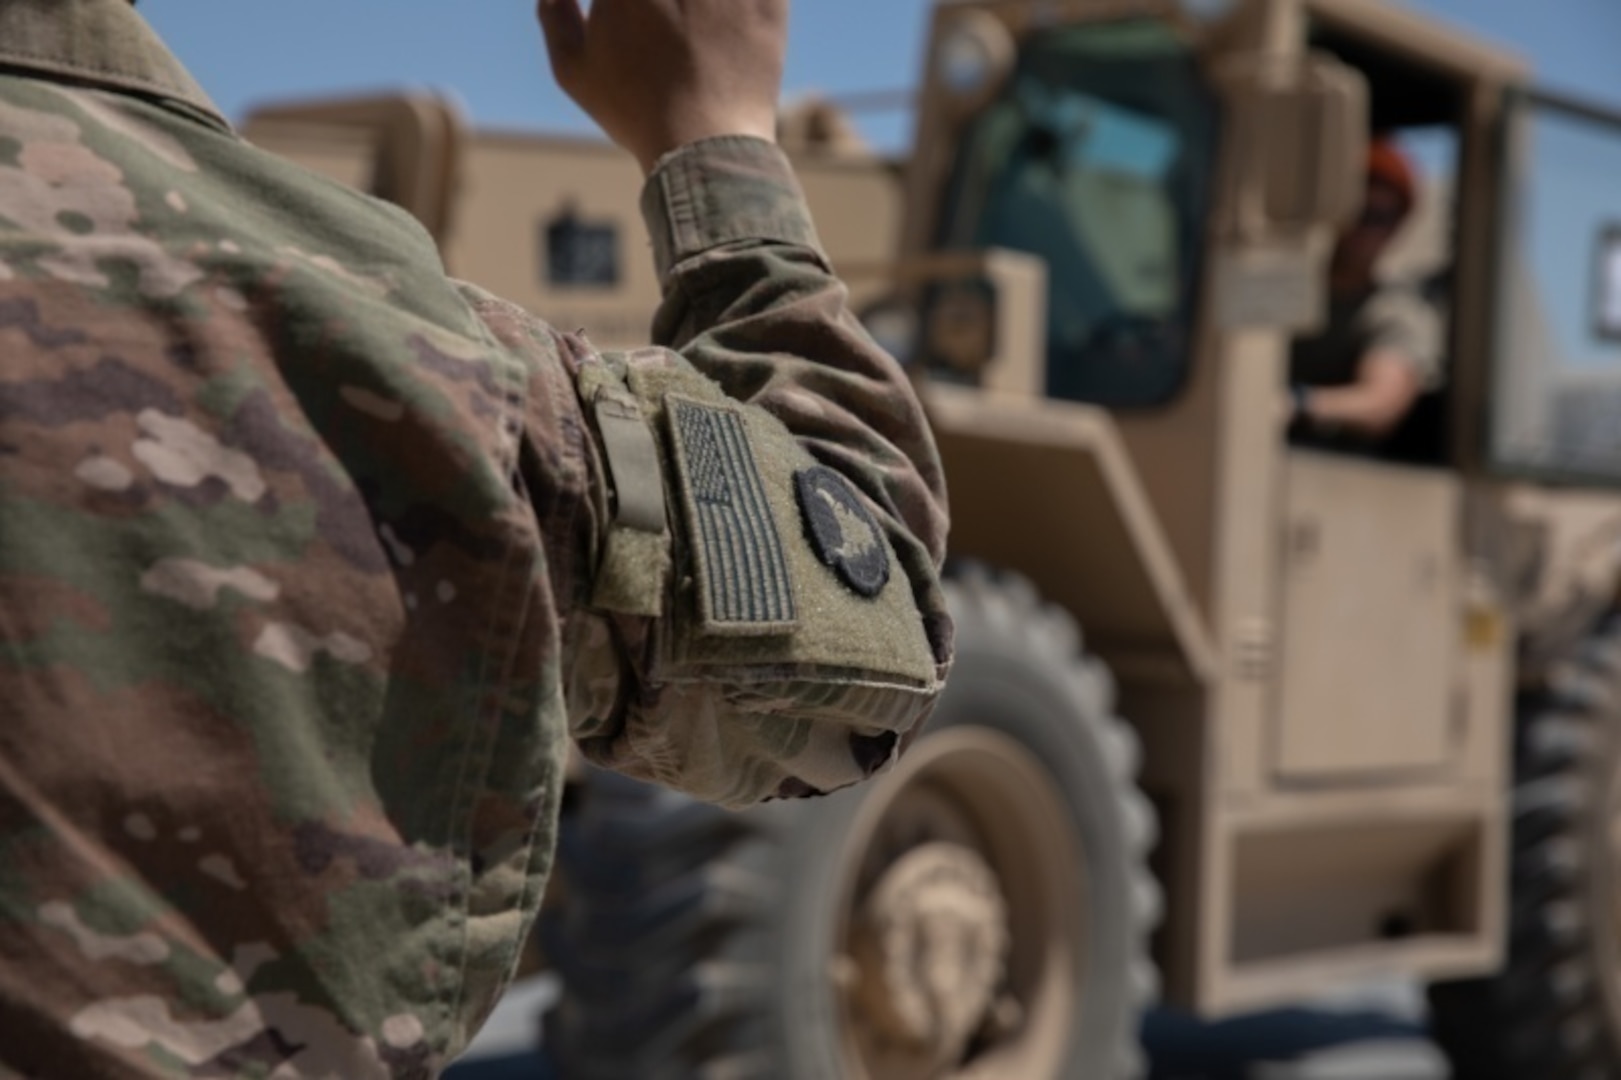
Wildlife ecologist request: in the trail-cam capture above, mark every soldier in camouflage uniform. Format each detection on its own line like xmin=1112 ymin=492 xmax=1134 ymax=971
xmin=0 ymin=0 xmax=951 ymax=1075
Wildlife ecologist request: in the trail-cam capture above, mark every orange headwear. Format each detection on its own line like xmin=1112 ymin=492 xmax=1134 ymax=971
xmin=1366 ymin=138 xmax=1417 ymax=219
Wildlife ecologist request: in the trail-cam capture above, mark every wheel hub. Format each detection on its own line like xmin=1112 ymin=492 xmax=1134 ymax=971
xmin=832 ymin=726 xmax=1090 ymax=1080
xmin=851 ymin=841 xmax=1011 ymax=1069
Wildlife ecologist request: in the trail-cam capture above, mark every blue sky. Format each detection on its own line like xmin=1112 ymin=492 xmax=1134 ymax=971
xmin=140 ymin=1 xmax=1621 ymax=150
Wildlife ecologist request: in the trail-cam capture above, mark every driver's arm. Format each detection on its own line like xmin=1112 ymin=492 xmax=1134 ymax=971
xmin=1296 ymin=284 xmax=1442 ymax=439
xmin=1297 ymin=349 xmax=1423 ymax=438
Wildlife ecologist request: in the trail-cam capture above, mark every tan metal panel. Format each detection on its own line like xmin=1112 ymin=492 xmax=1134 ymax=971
xmin=925 ymin=385 xmax=1219 ymax=685
xmin=1273 ymin=452 xmax=1461 ymax=777
xmin=1200 ymin=783 xmax=1503 ymax=1014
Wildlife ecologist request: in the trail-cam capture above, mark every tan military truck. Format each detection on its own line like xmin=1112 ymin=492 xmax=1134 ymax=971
xmin=247 ymin=0 xmax=1621 ymax=1075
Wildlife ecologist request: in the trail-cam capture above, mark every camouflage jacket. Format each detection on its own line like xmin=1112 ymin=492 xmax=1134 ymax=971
xmin=0 ymin=1 xmax=950 ymax=1076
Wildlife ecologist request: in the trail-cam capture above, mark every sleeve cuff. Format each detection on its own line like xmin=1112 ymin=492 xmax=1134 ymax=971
xmin=640 ymin=136 xmax=825 ymax=279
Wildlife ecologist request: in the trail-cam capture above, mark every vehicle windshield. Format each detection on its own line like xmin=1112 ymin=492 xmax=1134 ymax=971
xmin=935 ymin=19 xmax=1220 ymax=407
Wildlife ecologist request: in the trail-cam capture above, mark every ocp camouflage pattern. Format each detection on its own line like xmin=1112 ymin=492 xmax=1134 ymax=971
xmin=0 ymin=1 xmax=951 ymax=1076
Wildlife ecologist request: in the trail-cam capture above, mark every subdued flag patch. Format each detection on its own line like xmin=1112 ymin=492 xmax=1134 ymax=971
xmin=667 ymin=397 xmax=796 ymax=632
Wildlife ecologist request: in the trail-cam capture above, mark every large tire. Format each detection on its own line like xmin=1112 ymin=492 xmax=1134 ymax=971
xmin=1430 ymin=620 xmax=1621 ymax=1078
xmin=542 ymin=566 xmax=1160 ymax=1079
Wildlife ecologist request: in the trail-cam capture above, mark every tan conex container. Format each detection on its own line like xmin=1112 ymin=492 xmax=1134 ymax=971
xmin=246 ymin=2 xmax=1621 ymax=1074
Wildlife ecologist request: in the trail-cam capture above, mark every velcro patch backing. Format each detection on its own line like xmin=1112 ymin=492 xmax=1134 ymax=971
xmin=667 ymin=396 xmax=797 ymax=633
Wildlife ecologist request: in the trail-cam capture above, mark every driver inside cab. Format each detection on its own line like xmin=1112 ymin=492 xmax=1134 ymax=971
xmin=1288 ymin=138 xmax=1443 ymax=445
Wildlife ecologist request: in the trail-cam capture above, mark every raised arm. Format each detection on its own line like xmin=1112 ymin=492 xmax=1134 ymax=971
xmin=539 ymin=0 xmax=951 ymax=808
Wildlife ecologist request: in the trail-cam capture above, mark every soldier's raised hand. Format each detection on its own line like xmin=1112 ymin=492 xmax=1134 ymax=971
xmin=537 ymin=0 xmax=788 ymax=173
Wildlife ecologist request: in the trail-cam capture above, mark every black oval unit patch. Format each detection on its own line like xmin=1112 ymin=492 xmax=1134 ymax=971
xmin=794 ymin=466 xmax=890 ymax=599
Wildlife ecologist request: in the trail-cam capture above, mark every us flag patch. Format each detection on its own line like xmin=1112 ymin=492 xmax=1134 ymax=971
xmin=667 ymin=397 xmax=797 ymax=632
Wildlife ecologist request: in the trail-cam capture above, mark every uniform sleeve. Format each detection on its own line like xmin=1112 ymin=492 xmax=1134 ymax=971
xmin=561 ymin=136 xmax=952 ymax=809
xmin=643 ymin=136 xmax=951 ymax=632
xmin=1361 ymin=284 xmax=1444 ymax=390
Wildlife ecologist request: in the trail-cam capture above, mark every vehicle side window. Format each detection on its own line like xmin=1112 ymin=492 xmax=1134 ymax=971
xmin=1490 ymin=94 xmax=1621 ymax=481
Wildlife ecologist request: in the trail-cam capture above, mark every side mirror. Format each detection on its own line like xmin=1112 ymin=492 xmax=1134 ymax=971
xmin=1207 ymin=52 xmax=1367 ymax=331
xmin=1214 ymin=51 xmax=1369 ymax=241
